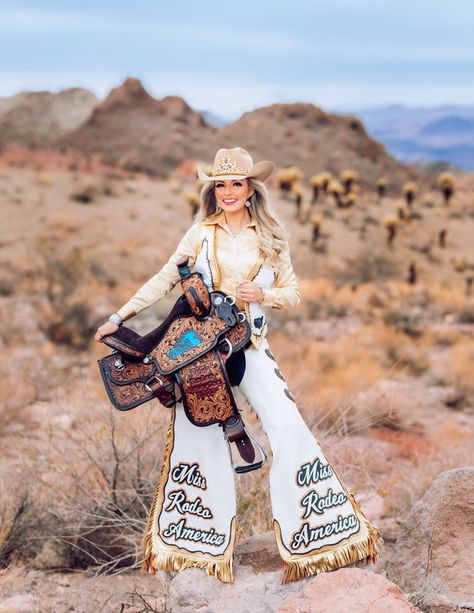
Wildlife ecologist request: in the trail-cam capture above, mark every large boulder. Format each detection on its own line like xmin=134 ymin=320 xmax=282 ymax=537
xmin=388 ymin=467 xmax=474 ymax=612
xmin=0 ymin=594 xmax=37 ymax=613
xmin=167 ymin=531 xmax=311 ymax=613
xmin=167 ymin=531 xmax=415 ymax=613
xmin=277 ymin=567 xmax=420 ymax=612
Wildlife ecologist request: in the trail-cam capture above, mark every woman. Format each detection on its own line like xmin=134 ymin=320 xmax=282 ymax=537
xmin=95 ymin=147 xmax=381 ymax=584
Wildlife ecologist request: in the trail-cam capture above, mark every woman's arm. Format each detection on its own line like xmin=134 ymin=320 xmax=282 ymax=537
xmin=260 ymin=240 xmax=301 ymax=310
xmin=116 ymin=222 xmax=201 ymax=321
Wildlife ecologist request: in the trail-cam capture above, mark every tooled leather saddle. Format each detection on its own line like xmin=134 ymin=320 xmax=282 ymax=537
xmin=97 ymin=257 xmax=267 ymax=473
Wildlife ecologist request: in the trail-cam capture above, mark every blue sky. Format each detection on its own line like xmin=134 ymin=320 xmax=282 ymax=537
xmin=1 ymin=0 xmax=473 ymax=119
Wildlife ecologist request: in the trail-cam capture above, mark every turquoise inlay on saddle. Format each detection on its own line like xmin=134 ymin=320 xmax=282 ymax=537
xmin=168 ymin=330 xmax=202 ymax=360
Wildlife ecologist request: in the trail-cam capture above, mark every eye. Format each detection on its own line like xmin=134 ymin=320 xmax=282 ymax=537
xmin=233 ymin=181 xmax=242 ymax=186
xmin=216 ymin=183 xmax=224 ymax=187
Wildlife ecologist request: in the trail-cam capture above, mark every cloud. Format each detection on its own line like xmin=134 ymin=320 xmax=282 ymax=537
xmin=1 ymin=7 xmax=473 ymax=63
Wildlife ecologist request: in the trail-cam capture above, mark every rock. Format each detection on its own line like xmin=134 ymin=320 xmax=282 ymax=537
xmin=356 ymin=492 xmax=387 ymax=522
xmin=388 ymin=467 xmax=474 ymax=612
xmin=167 ymin=531 xmax=311 ymax=613
xmin=0 ymin=594 xmax=37 ymax=613
xmin=30 ymin=539 xmax=69 ymax=571
xmin=277 ymin=568 xmax=420 ymax=612
xmin=50 ymin=413 xmax=73 ymax=431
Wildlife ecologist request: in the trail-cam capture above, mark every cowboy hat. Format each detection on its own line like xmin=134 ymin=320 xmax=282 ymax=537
xmin=197 ymin=147 xmax=274 ymax=182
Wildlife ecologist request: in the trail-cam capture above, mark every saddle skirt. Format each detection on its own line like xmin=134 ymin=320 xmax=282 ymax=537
xmin=98 ymin=290 xmax=251 ymax=422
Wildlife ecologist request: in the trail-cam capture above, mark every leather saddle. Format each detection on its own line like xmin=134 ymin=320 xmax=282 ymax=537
xmin=97 ymin=257 xmax=267 ymax=474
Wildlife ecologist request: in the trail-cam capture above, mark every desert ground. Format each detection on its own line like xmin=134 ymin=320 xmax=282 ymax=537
xmin=0 ymin=148 xmax=473 ymax=612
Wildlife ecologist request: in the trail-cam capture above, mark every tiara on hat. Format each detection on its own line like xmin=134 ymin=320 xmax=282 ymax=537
xmin=213 ymin=156 xmax=250 ymax=177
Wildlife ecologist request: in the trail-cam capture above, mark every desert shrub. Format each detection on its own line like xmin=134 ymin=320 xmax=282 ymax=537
xmin=70 ymin=179 xmax=117 ymax=203
xmin=42 ymin=404 xmax=165 ymax=574
xmin=306 ymin=300 xmax=347 ymax=320
xmin=0 ymin=403 xmax=170 ymax=574
xmin=384 ymin=342 xmax=429 ymax=376
xmin=46 ymin=301 xmax=96 ymax=349
xmin=308 ymin=383 xmax=418 ymax=437
xmin=383 ymin=308 xmax=423 ymax=338
xmin=70 ymin=182 xmax=98 ymax=203
xmin=0 ymin=480 xmax=53 ymax=570
xmin=336 ymin=249 xmax=399 ymax=286
xmin=457 ymin=306 xmax=474 ymax=324
xmin=236 ymin=472 xmax=272 ymax=541
xmin=35 ymin=243 xmax=101 ymax=348
xmin=89 ymin=259 xmax=118 ymax=288
xmin=0 ymin=277 xmax=14 ymax=296
xmin=0 ymin=491 xmax=30 ymax=568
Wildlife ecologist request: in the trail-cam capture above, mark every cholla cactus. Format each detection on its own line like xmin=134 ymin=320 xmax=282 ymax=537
xmin=328 ymin=179 xmax=344 ymax=207
xmin=407 ymin=261 xmax=417 ymax=285
xmin=396 ymin=204 xmax=406 ymax=221
xmin=340 ymin=170 xmax=360 ymax=195
xmin=310 ymin=171 xmax=334 ymax=203
xmin=437 ymin=172 xmax=455 ymax=205
xmin=383 ymin=215 xmax=399 ymax=247
xmin=451 ymin=258 xmax=467 ymax=273
xmin=318 ymin=171 xmax=333 ymax=194
xmin=184 ymin=192 xmax=200 ymax=217
xmin=466 ymin=275 xmax=473 ymax=297
xmin=275 ymin=166 xmax=303 ymax=194
xmin=342 ymin=191 xmax=357 ymax=208
xmin=403 ymin=182 xmax=417 ymax=208
xmin=291 ymin=183 xmax=304 ymax=219
xmin=310 ymin=214 xmax=323 ymax=248
xmin=438 ymin=228 xmax=447 ymax=248
xmin=309 ymin=175 xmax=322 ymax=204
xmin=376 ymin=177 xmax=387 ymax=202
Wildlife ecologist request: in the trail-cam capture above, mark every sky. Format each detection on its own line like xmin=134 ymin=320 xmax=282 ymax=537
xmin=1 ymin=0 xmax=473 ymax=119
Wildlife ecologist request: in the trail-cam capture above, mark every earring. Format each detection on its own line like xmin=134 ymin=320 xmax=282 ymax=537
xmin=245 ymin=200 xmax=251 ymax=208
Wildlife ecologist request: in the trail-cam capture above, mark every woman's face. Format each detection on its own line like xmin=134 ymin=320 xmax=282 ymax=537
xmin=214 ymin=178 xmax=254 ymax=213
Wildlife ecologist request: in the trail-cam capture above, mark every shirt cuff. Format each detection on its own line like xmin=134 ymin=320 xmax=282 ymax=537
xmin=260 ymin=288 xmax=281 ymax=309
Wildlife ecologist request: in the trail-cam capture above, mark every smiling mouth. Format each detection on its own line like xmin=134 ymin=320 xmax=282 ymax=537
xmin=223 ymin=199 xmax=237 ymax=204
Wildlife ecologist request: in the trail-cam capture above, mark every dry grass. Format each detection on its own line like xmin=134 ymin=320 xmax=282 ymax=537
xmin=0 ymin=397 xmax=169 ymax=574
xmin=39 ymin=404 xmax=166 ymax=574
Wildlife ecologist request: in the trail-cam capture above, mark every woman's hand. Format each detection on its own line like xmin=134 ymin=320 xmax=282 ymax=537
xmin=94 ymin=321 xmax=119 ymax=342
xmin=237 ymin=280 xmax=264 ymax=303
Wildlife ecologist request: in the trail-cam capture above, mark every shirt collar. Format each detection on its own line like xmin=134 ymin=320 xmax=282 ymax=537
xmin=203 ymin=209 xmax=257 ymax=231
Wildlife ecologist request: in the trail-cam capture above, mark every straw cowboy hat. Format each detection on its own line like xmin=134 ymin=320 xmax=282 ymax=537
xmin=197 ymin=147 xmax=274 ymax=182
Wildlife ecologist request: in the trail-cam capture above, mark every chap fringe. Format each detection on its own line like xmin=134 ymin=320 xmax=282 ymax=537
xmin=280 ymin=489 xmax=383 ymax=584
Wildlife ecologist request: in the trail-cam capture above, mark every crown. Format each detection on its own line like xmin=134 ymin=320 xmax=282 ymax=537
xmin=213 ymin=155 xmax=250 ymax=176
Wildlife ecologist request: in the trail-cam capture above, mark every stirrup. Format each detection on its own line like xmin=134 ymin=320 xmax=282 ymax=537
xmin=222 ymin=417 xmax=267 ymax=474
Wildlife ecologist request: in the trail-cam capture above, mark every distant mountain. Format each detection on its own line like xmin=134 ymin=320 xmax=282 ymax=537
xmin=418 ymin=116 xmax=474 ymax=144
xmin=0 ymin=88 xmax=98 ymax=148
xmin=218 ymin=102 xmax=414 ymax=188
xmin=348 ymin=104 xmax=474 ymax=170
xmin=61 ymin=78 xmax=217 ymax=175
xmin=0 ymin=79 xmax=419 ymax=182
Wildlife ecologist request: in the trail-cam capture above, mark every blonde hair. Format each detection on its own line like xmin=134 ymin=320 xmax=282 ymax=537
xmin=196 ymin=178 xmax=288 ymax=262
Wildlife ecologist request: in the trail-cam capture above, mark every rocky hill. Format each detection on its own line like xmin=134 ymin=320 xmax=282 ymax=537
xmin=0 ymin=88 xmax=97 ymax=148
xmin=218 ymin=103 xmax=415 ymax=188
xmin=60 ymin=77 xmax=217 ymax=175
xmin=1 ymin=78 xmax=418 ymax=183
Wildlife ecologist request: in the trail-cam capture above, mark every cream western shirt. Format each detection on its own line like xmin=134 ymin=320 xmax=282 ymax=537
xmin=117 ymin=211 xmax=301 ymax=326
